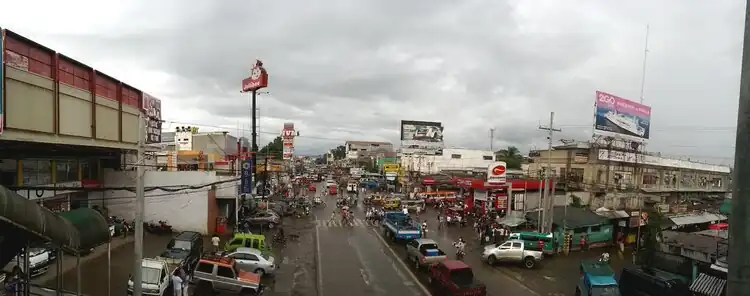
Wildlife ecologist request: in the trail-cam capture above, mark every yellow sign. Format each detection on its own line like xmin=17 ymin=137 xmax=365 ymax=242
xmin=383 ymin=164 xmax=400 ymax=172
xmin=256 ymin=164 xmax=282 ymax=173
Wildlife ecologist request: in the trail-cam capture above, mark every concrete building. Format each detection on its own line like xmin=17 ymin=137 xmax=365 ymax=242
xmin=527 ymin=142 xmax=731 ymax=209
xmin=345 ymin=141 xmax=394 ymax=159
xmin=401 ymin=148 xmax=496 ymax=174
xmin=0 ymin=29 xmax=161 ymax=212
xmin=155 ymin=127 xmax=250 ymax=174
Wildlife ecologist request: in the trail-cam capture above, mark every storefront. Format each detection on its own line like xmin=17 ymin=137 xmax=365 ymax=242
xmin=453 ymin=177 xmax=550 ymax=214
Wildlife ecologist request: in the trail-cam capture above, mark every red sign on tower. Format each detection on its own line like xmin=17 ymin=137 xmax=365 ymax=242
xmin=241 ymin=60 xmax=269 ymax=92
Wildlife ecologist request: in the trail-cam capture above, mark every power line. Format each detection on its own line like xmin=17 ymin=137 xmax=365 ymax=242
xmin=6 ymin=177 xmax=239 ymax=192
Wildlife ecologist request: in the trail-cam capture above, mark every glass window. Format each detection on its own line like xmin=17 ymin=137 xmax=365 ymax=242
xmin=216 ymin=266 xmax=235 ymax=278
xmin=246 ymin=254 xmax=259 ymax=261
xmin=196 ymin=263 xmax=214 ymax=274
xmin=55 ymin=160 xmax=78 ymax=183
xmin=451 ymin=154 xmax=461 ymax=159
xmin=0 ymin=159 xmax=18 ymax=187
xmin=482 ymin=155 xmax=493 ymax=160
xmin=80 ymin=160 xmax=91 ymax=180
xmin=22 ymin=160 xmax=52 ymax=186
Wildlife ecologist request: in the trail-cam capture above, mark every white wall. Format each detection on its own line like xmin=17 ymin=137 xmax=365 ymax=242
xmin=401 ymin=148 xmax=495 ymax=174
xmin=95 ymin=170 xmax=219 ymax=233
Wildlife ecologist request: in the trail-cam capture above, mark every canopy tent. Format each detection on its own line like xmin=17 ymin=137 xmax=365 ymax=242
xmin=59 ymin=208 xmax=111 ymax=250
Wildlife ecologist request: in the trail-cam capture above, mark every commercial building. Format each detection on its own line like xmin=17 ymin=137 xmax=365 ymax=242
xmin=400 ymin=148 xmax=496 ymax=174
xmin=0 ymin=29 xmax=162 ymax=213
xmin=345 ymin=141 xmax=394 ymax=159
xmin=527 ymin=142 xmax=731 ymax=209
xmin=155 ymin=127 xmax=250 ymax=174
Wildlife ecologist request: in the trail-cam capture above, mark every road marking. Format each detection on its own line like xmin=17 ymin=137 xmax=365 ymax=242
xmin=360 ymin=269 xmax=371 ymax=285
xmin=314 ymin=215 xmax=323 ymax=296
xmin=371 ymin=228 xmax=431 ymax=296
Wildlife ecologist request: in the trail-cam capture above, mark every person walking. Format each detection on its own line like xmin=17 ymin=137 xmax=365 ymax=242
xmin=211 ymin=234 xmax=221 ymax=253
xmin=171 ymin=273 xmax=183 ymax=296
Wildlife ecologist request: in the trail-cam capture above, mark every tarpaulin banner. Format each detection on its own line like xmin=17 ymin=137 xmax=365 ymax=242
xmin=594 ymin=91 xmax=651 ymax=142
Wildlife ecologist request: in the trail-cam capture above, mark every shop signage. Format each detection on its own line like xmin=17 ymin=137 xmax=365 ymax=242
xmin=383 ymin=164 xmax=400 ymax=172
xmin=597 ymin=149 xmax=730 ymax=173
xmin=241 ymin=60 xmax=269 ymax=92
xmin=240 ymin=159 xmax=253 ymax=194
xmin=142 ymin=93 xmax=162 ymax=144
xmin=487 ymin=162 xmax=507 ymax=184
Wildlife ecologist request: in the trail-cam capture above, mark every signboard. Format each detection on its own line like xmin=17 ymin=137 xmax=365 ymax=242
xmin=281 ymin=122 xmax=295 ymax=160
xmin=282 ymin=147 xmax=293 ymax=160
xmin=487 ymin=162 xmax=507 ymax=184
xmin=0 ymin=29 xmax=4 ymax=135
xmin=385 ymin=171 xmax=397 ymax=181
xmin=400 ymin=120 xmax=444 ymax=155
xmin=282 ymin=138 xmax=293 ymax=147
xmin=256 ymin=164 xmax=282 ymax=173
xmin=241 ymin=60 xmax=269 ymax=92
xmin=141 ymin=93 xmax=162 ymax=144
xmin=594 ymin=91 xmax=651 ymax=142
xmin=240 ymin=159 xmax=253 ymax=194
xmin=474 ymin=190 xmax=488 ymax=201
xmin=597 ymin=149 xmax=730 ymax=173
xmin=383 ymin=164 xmax=400 ymax=173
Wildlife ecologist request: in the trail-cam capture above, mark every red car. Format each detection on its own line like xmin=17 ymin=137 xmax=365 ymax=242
xmin=308 ymin=184 xmax=316 ymax=191
xmin=328 ymin=185 xmax=337 ymax=195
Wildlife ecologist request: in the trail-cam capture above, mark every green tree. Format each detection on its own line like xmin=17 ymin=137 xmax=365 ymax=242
xmin=568 ymin=195 xmax=585 ymax=208
xmin=258 ymin=136 xmax=283 ymax=160
xmin=496 ymin=146 xmax=523 ymax=169
xmin=332 ymin=145 xmax=346 ymax=160
xmin=638 ymin=209 xmax=664 ymax=273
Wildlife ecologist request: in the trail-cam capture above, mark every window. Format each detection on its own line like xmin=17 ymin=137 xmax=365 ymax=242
xmin=0 ymin=159 xmax=18 ymax=187
xmin=229 ymin=238 xmax=243 ymax=246
xmin=55 ymin=160 xmax=78 ymax=183
xmin=482 ymin=155 xmax=493 ymax=160
xmin=22 ymin=160 xmax=52 ymax=185
xmin=243 ymin=239 xmax=252 ymax=248
xmin=512 ymin=242 xmax=522 ymax=248
xmin=574 ymin=227 xmax=588 ymax=234
xmin=451 ymin=154 xmax=461 ymax=159
xmin=196 ymin=263 xmax=214 ymax=274
xmin=251 ymin=240 xmax=261 ymax=249
xmin=216 ymin=266 xmax=235 ymax=278
xmin=246 ymin=254 xmax=259 ymax=261
xmin=590 ymin=225 xmax=601 ymax=232
xmin=232 ymin=253 xmax=249 ymax=260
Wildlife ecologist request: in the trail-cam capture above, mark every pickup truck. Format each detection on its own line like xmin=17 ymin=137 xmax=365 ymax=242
xmin=405 ymin=238 xmax=447 ymax=270
xmin=427 ymin=260 xmax=486 ymax=296
xmin=193 ymin=254 xmax=266 ymax=295
xmin=382 ymin=212 xmax=421 ymax=241
xmin=127 ymin=257 xmax=181 ymax=296
xmin=481 ymin=239 xmax=543 ymax=269
xmin=5 ymin=248 xmax=51 ymax=277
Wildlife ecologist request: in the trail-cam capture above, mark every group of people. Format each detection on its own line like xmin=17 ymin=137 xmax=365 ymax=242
xmin=474 ymin=215 xmax=513 ymax=245
xmin=365 ymin=207 xmax=385 ymax=221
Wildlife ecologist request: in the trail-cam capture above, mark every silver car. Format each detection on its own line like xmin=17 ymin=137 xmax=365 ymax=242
xmin=226 ymin=247 xmax=277 ymax=276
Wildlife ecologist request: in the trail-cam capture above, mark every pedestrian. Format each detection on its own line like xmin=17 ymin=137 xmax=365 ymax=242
xmin=616 ymin=232 xmax=625 ymax=253
xmin=211 ymin=233 xmax=220 ymax=253
xmin=178 ymin=266 xmax=189 ymax=296
xmin=171 ymin=273 xmax=183 ymax=296
xmin=580 ymin=234 xmax=588 ymax=251
xmin=122 ymin=221 xmax=129 ymax=238
xmin=402 ymin=206 xmax=409 ymax=215
xmin=537 ymin=239 xmax=545 ymax=252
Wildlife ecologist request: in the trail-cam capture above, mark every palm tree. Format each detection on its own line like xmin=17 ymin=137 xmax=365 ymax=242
xmin=495 ymin=146 xmax=523 ymax=169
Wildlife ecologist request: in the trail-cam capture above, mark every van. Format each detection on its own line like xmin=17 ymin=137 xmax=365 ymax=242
xmin=619 ymin=267 xmax=689 ymax=296
xmin=164 ymin=231 xmax=203 ymax=270
xmin=225 ymin=232 xmax=273 ymax=256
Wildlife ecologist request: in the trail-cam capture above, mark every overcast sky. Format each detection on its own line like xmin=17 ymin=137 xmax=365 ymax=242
xmin=1 ymin=0 xmax=743 ymax=165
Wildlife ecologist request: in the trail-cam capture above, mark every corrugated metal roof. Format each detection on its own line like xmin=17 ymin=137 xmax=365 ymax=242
xmin=594 ymin=210 xmax=630 ymax=219
xmin=669 ymin=212 xmax=727 ymax=226
xmin=689 ymin=273 xmax=725 ymax=296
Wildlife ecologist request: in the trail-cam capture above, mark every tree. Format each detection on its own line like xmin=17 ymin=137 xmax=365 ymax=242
xmin=638 ymin=209 xmax=664 ymax=273
xmin=496 ymin=146 xmax=523 ymax=169
xmin=258 ymin=136 xmax=283 ymax=160
xmin=568 ymin=195 xmax=585 ymax=208
xmin=332 ymin=145 xmax=346 ymax=160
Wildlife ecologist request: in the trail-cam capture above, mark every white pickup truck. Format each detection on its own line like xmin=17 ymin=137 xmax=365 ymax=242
xmin=127 ymin=257 xmax=182 ymax=296
xmin=6 ymin=247 xmax=50 ymax=277
xmin=481 ymin=239 xmax=543 ymax=269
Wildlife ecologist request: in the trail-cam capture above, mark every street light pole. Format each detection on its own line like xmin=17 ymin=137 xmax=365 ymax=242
xmin=728 ymin=2 xmax=750 ymax=294
xmin=133 ymin=113 xmax=145 ymax=296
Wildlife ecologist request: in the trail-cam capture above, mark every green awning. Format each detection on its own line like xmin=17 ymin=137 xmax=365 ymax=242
xmin=59 ymin=208 xmax=110 ymax=250
xmin=720 ymin=199 xmax=731 ymax=215
xmin=0 ymin=186 xmax=80 ymax=249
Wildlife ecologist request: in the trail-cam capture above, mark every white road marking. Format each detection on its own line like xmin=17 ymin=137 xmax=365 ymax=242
xmin=360 ymin=269 xmax=371 ymax=285
xmin=314 ymin=215 xmax=324 ymax=296
xmin=371 ymin=228 xmax=431 ymax=296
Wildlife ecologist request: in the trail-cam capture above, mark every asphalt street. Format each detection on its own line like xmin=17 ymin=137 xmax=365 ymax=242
xmin=313 ymin=187 xmax=427 ymax=296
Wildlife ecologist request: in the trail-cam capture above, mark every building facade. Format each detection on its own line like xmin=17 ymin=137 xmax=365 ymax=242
xmin=401 ymin=148 xmax=496 ymax=174
xmin=345 ymin=141 xmax=394 ymax=159
xmin=155 ymin=127 xmax=249 ymax=174
xmin=527 ymin=143 xmax=731 ymax=208
xmin=0 ymin=29 xmax=162 ymax=212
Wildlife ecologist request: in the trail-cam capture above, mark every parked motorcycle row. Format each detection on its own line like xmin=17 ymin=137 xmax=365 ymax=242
xmin=107 ymin=216 xmax=174 ymax=236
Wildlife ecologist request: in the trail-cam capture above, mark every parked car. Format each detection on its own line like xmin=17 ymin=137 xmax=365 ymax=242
xmin=127 ymin=257 xmax=179 ymax=296
xmin=10 ymin=248 xmax=50 ymax=277
xmin=193 ymin=254 xmax=265 ymax=295
xmin=244 ymin=212 xmax=281 ymax=229
xmin=481 ymin=239 xmax=543 ymax=269
xmin=162 ymin=231 xmax=204 ymax=271
xmin=427 ymin=260 xmax=486 ymax=295
xmin=226 ymin=247 xmax=277 ymax=276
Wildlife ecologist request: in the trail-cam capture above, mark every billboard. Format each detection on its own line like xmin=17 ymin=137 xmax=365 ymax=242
xmin=594 ymin=91 xmax=651 ymax=142
xmin=282 ymin=122 xmax=295 ymax=160
xmin=400 ymin=120 xmax=444 ymax=155
xmin=487 ymin=161 xmax=507 ymax=184
xmin=142 ymin=92 xmax=163 ymax=144
xmin=241 ymin=60 xmax=269 ymax=92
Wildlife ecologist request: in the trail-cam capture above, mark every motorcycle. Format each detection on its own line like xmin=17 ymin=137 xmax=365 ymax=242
xmin=456 ymin=250 xmax=465 ymax=261
xmin=145 ymin=221 xmax=173 ymax=234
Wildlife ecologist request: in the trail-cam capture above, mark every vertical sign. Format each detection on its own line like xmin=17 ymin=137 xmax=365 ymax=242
xmin=142 ymin=92 xmax=162 ymax=144
xmin=240 ymin=159 xmax=253 ymax=194
xmin=0 ymin=29 xmax=5 ymax=136
xmin=282 ymin=122 xmax=295 ymax=160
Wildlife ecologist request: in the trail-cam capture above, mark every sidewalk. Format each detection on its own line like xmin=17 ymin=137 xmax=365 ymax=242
xmin=31 ymin=236 xmax=134 ymax=285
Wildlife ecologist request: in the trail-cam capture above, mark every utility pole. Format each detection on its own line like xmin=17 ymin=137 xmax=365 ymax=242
xmin=728 ymin=2 xmax=750 ymax=295
xmin=133 ymin=113 xmax=146 ymax=296
xmin=538 ymin=112 xmax=561 ymax=233
xmin=490 ymin=128 xmax=495 ymax=152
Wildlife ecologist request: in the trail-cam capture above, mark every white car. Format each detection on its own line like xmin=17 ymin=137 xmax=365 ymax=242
xmin=127 ymin=258 xmax=173 ymax=296
xmin=10 ymin=248 xmax=50 ymax=277
xmin=226 ymin=247 xmax=277 ymax=276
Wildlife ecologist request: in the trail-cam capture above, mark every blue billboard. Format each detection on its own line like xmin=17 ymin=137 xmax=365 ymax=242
xmin=240 ymin=159 xmax=253 ymax=194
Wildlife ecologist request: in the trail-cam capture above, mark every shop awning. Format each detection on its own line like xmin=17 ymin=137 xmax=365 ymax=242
xmin=669 ymin=212 xmax=727 ymax=226
xmin=689 ymin=273 xmax=725 ymax=296
xmin=58 ymin=208 xmax=111 ymax=251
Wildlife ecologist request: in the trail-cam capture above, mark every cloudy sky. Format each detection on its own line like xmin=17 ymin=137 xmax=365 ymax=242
xmin=1 ymin=0 xmax=744 ymax=165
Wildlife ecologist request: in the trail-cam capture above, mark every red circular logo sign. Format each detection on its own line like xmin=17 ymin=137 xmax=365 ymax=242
xmin=491 ymin=165 xmax=506 ymax=175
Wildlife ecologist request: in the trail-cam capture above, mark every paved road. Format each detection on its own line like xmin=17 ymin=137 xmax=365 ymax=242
xmin=313 ymin=191 xmax=427 ymax=296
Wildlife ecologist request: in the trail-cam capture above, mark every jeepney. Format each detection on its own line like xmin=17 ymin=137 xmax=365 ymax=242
xmin=383 ymin=198 xmax=401 ymax=210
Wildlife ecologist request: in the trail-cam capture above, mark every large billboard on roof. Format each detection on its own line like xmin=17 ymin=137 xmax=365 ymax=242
xmin=400 ymin=120 xmax=444 ymax=155
xmin=593 ymin=91 xmax=651 ymax=142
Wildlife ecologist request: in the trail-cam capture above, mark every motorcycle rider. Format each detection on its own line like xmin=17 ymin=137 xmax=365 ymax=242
xmin=453 ymin=237 xmax=466 ymax=260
